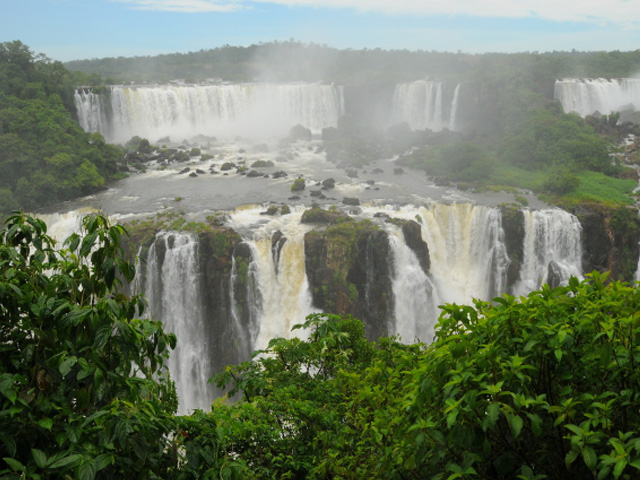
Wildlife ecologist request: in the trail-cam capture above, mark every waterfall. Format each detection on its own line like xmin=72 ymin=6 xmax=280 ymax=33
xmin=75 ymin=83 xmax=345 ymax=143
xmin=74 ymin=88 xmax=108 ymax=134
xmin=227 ymin=207 xmax=318 ymax=351
xmin=390 ymin=81 xmax=460 ymax=131
xmin=388 ymin=227 xmax=440 ymax=343
xmin=514 ymin=209 xmax=583 ymax=295
xmin=144 ymin=232 xmax=213 ymax=414
xmin=448 ymin=84 xmax=461 ymax=131
xmin=554 ymin=78 xmax=640 ymax=117
xmin=417 ymin=203 xmax=510 ymax=304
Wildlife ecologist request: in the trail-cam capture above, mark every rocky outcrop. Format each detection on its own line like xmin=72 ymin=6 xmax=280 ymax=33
xmin=389 ymin=219 xmax=430 ymax=276
xmin=500 ymin=205 xmax=525 ymax=292
xmin=198 ymin=228 xmax=249 ymax=370
xmin=304 ymin=219 xmax=394 ymax=340
xmin=573 ymin=204 xmax=640 ymax=281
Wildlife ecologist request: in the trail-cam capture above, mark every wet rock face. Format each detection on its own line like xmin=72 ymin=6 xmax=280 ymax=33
xmin=575 ymin=205 xmax=640 ymax=282
xmin=394 ymin=219 xmax=430 ymax=276
xmin=304 ymin=221 xmax=393 ymax=340
xmin=198 ymin=228 xmax=249 ymax=370
xmin=500 ymin=205 xmax=525 ymax=292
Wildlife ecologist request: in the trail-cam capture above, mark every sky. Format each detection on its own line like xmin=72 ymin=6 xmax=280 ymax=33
xmin=2 ymin=0 xmax=640 ymax=62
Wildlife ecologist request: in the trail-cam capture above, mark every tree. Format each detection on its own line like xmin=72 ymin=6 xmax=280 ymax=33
xmin=198 ymin=275 xmax=640 ymax=479
xmin=0 ymin=213 xmax=177 ymax=479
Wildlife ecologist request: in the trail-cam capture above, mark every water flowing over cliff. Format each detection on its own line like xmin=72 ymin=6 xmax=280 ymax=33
xmin=41 ymin=201 xmax=587 ymax=412
xmin=514 ymin=209 xmax=583 ymax=295
xmin=390 ymin=81 xmax=461 ymax=131
xmin=142 ymin=232 xmax=215 ymax=415
xmin=554 ymin=78 xmax=640 ymax=117
xmin=75 ymin=84 xmax=345 ymax=143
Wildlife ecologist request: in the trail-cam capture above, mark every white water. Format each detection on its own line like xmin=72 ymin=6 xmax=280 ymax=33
xmin=388 ymin=227 xmax=440 ymax=343
xmin=391 ymin=81 xmax=460 ymax=131
xmin=514 ymin=209 xmax=583 ymax=295
xmin=417 ymin=203 xmax=510 ymax=304
xmin=448 ymin=84 xmax=461 ymax=132
xmin=144 ymin=232 xmax=213 ymax=414
xmin=227 ymin=206 xmax=318 ymax=351
xmin=39 ymin=203 xmax=586 ymax=410
xmin=554 ymin=78 xmax=640 ymax=117
xmin=75 ymin=84 xmax=345 ymax=143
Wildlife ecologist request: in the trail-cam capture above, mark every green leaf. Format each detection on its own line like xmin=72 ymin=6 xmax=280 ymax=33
xmin=93 ymin=454 xmax=113 ymax=473
xmin=31 ymin=449 xmax=48 ymax=468
xmin=583 ymin=446 xmax=597 ymax=471
xmin=509 ymin=415 xmax=524 ymax=439
xmin=0 ymin=433 xmax=16 ymax=457
xmin=3 ymin=457 xmax=24 ymax=472
xmin=613 ymin=459 xmax=627 ymax=479
xmin=447 ymin=410 xmax=458 ymax=429
xmin=49 ymin=454 xmax=82 ymax=469
xmin=487 ymin=403 xmax=500 ymax=430
xmin=554 ymin=349 xmax=563 ymax=362
xmin=600 ymin=342 xmax=612 ymax=368
xmin=38 ymin=418 xmax=53 ymax=431
xmin=78 ymin=460 xmax=96 ymax=480
xmin=59 ymin=356 xmax=77 ymax=377
xmin=565 ymin=449 xmax=579 ymax=469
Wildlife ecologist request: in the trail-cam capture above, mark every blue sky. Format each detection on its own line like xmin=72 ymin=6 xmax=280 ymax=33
xmin=2 ymin=0 xmax=639 ymax=62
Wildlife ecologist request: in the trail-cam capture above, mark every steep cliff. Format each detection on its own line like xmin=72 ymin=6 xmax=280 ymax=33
xmin=574 ymin=204 xmax=640 ymax=281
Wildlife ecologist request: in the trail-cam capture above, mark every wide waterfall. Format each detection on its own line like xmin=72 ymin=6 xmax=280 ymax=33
xmin=390 ymin=81 xmax=460 ymax=131
xmin=75 ymin=83 xmax=345 ymax=143
xmin=40 ymin=202 xmax=585 ymax=411
xmin=554 ymin=78 xmax=640 ymax=117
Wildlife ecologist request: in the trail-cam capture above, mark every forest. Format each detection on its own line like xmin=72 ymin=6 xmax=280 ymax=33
xmin=0 ymin=41 xmax=125 ymax=214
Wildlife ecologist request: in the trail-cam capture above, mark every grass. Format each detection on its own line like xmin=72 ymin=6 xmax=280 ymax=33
xmin=479 ymin=164 xmax=637 ymax=208
xmin=559 ymin=171 xmax=637 ymax=207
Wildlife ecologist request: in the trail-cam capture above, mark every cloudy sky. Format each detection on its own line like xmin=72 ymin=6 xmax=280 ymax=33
xmin=2 ymin=0 xmax=639 ymax=62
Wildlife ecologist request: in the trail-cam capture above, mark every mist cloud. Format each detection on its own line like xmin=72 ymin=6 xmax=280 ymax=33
xmin=113 ymin=0 xmax=640 ymax=25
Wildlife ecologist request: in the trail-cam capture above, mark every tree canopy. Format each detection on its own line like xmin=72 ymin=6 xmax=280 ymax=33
xmin=0 ymin=41 xmax=124 ymax=215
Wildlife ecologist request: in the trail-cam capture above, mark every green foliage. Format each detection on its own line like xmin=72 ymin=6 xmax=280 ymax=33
xmin=196 ymin=275 xmax=640 ymax=479
xmin=0 ymin=213 xmax=177 ymax=479
xmin=400 ymin=142 xmax=495 ymax=181
xmin=0 ymin=41 xmax=124 ymax=214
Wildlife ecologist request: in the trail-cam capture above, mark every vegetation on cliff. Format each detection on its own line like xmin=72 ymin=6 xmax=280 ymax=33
xmin=0 ymin=41 xmax=124 ymax=215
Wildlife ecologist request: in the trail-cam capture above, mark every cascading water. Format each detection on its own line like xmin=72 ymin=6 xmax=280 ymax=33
xmin=75 ymin=84 xmax=345 ymax=143
xmin=417 ymin=203 xmax=510 ymax=304
xmin=227 ymin=207 xmax=318 ymax=351
xmin=387 ymin=226 xmax=440 ymax=343
xmin=390 ymin=81 xmax=460 ymax=131
xmin=144 ymin=232 xmax=214 ymax=415
xmin=39 ymin=202 xmax=586 ymax=410
xmin=554 ymin=78 xmax=640 ymax=117
xmin=448 ymin=84 xmax=461 ymax=132
xmin=514 ymin=209 xmax=583 ymax=295
xmin=74 ymin=88 xmax=108 ymax=135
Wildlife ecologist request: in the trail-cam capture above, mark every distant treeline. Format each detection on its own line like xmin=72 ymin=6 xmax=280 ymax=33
xmin=65 ymin=40 xmax=640 ymax=88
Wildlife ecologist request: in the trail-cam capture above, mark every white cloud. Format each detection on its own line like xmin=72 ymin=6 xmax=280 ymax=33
xmin=113 ymin=0 xmax=640 ymax=25
xmin=112 ymin=0 xmax=242 ymax=12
